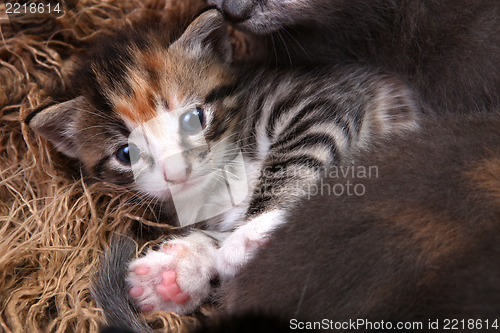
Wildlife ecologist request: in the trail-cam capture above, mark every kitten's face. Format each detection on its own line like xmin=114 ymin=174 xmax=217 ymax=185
xmin=207 ymin=0 xmax=336 ymax=33
xmin=28 ymin=11 xmax=239 ymax=203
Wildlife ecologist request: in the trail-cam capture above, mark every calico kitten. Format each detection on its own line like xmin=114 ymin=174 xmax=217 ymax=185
xmin=208 ymin=0 xmax=500 ymax=114
xmin=27 ymin=9 xmax=420 ymax=324
xmin=217 ymin=112 xmax=500 ymax=330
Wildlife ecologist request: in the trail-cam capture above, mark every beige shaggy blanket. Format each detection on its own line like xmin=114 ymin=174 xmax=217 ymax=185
xmin=0 ymin=0 xmax=254 ymax=331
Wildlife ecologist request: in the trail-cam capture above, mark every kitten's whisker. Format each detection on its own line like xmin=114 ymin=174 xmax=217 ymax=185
xmin=208 ymin=132 xmax=239 ymax=150
xmin=276 ymin=30 xmax=293 ymax=67
xmin=80 ymin=125 xmax=117 ymax=132
xmin=219 ymin=170 xmax=241 ymax=180
xmin=74 ymin=107 xmax=118 ymax=123
xmin=270 ymin=32 xmax=279 ymax=66
xmin=79 ymin=133 xmax=116 ymax=147
xmin=281 ymin=27 xmax=311 ymax=62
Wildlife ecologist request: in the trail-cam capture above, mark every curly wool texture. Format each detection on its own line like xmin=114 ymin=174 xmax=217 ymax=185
xmin=0 ymin=0 xmax=253 ymax=332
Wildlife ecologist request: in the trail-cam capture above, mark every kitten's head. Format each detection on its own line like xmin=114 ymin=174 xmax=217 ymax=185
xmin=28 ymin=10 xmax=241 ymax=205
xmin=207 ymin=0 xmax=336 ymax=33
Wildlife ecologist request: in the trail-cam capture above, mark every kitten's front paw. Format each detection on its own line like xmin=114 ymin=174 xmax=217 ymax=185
xmin=126 ymin=233 xmax=217 ymax=315
xmin=216 ymin=211 xmax=285 ymax=277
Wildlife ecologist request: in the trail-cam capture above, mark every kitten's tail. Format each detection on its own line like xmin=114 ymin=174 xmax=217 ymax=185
xmin=91 ymin=237 xmax=152 ymax=333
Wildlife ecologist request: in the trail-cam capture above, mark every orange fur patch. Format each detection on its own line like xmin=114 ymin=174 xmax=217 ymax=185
xmin=466 ymin=155 xmax=500 ymax=206
xmin=115 ymin=87 xmax=157 ymax=124
xmin=372 ymin=205 xmax=470 ymax=268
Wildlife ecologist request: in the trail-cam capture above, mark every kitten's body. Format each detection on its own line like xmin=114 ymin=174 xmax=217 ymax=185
xmin=218 ymin=112 xmax=500 ymax=329
xmin=28 ymin=10 xmax=420 ymax=328
xmin=97 ymin=113 xmax=500 ymax=333
xmin=210 ymin=0 xmax=500 ymax=113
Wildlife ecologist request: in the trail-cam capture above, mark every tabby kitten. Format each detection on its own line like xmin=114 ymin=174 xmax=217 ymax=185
xmin=28 ymin=10 xmax=419 ymax=319
xmin=209 ymin=0 xmax=500 ymax=114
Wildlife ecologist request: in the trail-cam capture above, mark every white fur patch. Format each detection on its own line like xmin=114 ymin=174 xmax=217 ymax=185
xmin=126 ymin=232 xmax=217 ymax=314
xmin=127 ymin=210 xmax=286 ymax=314
xmin=216 ymin=210 xmax=286 ymax=277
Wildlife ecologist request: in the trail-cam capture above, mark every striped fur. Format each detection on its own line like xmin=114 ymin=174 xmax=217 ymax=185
xmin=28 ymin=10 xmax=421 ymax=326
xmin=29 ymin=12 xmax=420 ymax=228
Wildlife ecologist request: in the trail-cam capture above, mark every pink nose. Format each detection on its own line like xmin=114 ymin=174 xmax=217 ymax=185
xmin=163 ymin=163 xmax=192 ymax=184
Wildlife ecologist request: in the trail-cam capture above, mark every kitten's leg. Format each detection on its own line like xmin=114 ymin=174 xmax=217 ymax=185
xmin=216 ymin=164 xmax=319 ymax=278
xmin=126 ymin=231 xmax=219 ymax=315
xmin=216 ymin=210 xmax=287 ymax=277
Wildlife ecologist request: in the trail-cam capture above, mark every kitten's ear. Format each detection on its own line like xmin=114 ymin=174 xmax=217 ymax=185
xmin=27 ymin=96 xmax=86 ymax=159
xmin=172 ymin=9 xmax=232 ymax=63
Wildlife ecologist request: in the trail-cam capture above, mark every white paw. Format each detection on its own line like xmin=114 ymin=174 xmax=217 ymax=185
xmin=216 ymin=210 xmax=285 ymax=277
xmin=126 ymin=232 xmax=217 ymax=315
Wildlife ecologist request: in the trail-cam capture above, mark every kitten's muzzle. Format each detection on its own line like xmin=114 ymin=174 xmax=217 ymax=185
xmin=163 ymin=162 xmax=193 ymax=185
xmin=216 ymin=0 xmax=256 ymax=22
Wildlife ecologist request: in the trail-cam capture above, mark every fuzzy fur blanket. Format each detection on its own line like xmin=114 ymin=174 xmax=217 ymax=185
xmin=0 ymin=1 xmax=254 ymax=331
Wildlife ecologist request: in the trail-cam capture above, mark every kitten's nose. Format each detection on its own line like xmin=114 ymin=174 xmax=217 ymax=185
xmin=220 ymin=0 xmax=255 ymax=22
xmin=163 ymin=160 xmax=192 ymax=184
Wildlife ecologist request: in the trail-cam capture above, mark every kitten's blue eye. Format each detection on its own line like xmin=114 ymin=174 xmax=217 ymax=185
xmin=180 ymin=107 xmax=204 ymax=134
xmin=116 ymin=144 xmax=140 ymax=165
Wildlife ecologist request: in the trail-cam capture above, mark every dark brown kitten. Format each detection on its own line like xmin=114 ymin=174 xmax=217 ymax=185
xmin=218 ymin=112 xmax=500 ymax=330
xmin=209 ymin=0 xmax=500 ymax=114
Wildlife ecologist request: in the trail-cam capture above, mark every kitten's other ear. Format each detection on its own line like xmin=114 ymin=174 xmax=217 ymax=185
xmin=27 ymin=96 xmax=86 ymax=159
xmin=172 ymin=9 xmax=233 ymax=63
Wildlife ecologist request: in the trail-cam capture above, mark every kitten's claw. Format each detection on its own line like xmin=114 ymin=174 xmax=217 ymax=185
xmin=126 ymin=233 xmax=217 ymax=315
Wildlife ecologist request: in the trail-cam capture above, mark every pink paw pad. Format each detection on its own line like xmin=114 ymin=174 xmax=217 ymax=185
xmin=129 ymin=286 xmax=144 ymax=298
xmin=156 ymin=270 xmax=190 ymax=304
xmin=134 ymin=264 xmax=150 ymax=276
xmin=139 ymin=304 xmax=154 ymax=313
